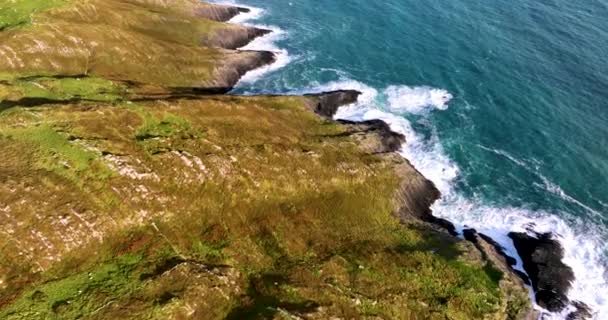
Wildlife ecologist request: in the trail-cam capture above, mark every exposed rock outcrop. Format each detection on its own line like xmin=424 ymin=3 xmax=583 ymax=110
xmin=207 ymin=26 xmax=272 ymax=49
xmin=196 ymin=3 xmax=249 ymax=22
xmin=304 ymin=90 xmax=362 ymax=118
xmin=509 ymin=232 xmax=574 ymax=312
xmin=463 ymin=229 xmax=540 ymax=320
xmin=336 ymin=120 xmax=405 ymax=153
xmin=212 ymin=50 xmax=276 ymax=92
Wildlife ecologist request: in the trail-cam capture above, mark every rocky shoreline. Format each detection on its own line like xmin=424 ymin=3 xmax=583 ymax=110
xmin=232 ymin=3 xmax=590 ymax=318
xmin=0 ymin=0 xmax=588 ymax=318
xmin=307 ymin=88 xmax=590 ymax=318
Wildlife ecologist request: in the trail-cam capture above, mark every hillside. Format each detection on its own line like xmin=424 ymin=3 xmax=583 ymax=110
xmin=0 ymin=1 xmax=533 ymax=319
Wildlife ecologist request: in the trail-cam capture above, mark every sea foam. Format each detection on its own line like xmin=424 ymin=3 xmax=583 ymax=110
xmin=222 ymin=2 xmax=292 ymax=85
xmin=385 ymin=85 xmax=453 ymax=114
xmin=311 ymin=78 xmax=608 ymax=320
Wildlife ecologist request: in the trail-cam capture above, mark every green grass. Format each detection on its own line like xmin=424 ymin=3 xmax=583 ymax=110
xmin=0 ymin=0 xmax=68 ymax=30
xmin=0 ymin=124 xmax=113 ymax=183
xmin=135 ymin=113 xmax=194 ymax=141
xmin=0 ymin=253 xmax=144 ymax=319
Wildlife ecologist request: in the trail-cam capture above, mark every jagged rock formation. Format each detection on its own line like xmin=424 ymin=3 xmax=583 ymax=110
xmin=509 ymin=232 xmax=573 ymax=311
xmin=304 ymin=90 xmax=362 ymax=118
xmin=206 ymin=26 xmax=272 ymax=49
xmin=509 ymin=232 xmax=591 ymax=319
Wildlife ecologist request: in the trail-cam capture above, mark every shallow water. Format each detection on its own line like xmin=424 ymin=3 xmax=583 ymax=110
xmin=215 ymin=0 xmax=608 ymax=318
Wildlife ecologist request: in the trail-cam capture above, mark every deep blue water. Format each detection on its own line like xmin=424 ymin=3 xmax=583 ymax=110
xmin=218 ymin=0 xmax=608 ymax=317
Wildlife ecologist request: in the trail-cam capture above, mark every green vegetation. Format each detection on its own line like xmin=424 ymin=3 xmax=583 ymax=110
xmin=135 ymin=112 xmax=195 ymax=141
xmin=0 ymin=124 xmax=113 ymax=183
xmin=0 ymin=97 xmax=529 ymax=319
xmin=0 ymin=0 xmax=67 ymax=30
xmin=0 ymin=0 xmax=261 ymax=89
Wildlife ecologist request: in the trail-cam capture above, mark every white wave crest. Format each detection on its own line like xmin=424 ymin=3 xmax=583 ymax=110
xmin=385 ymin=85 xmax=453 ymax=114
xmin=228 ymin=5 xmax=264 ymax=24
xmin=478 ymin=144 xmax=531 ymax=169
xmin=216 ymin=2 xmax=292 ymax=84
xmin=235 ymin=24 xmax=292 ymax=84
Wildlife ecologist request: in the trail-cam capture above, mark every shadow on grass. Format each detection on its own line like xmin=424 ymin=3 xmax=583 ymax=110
xmin=0 ymin=97 xmax=89 ymax=112
xmin=225 ymin=273 xmax=319 ymax=320
xmin=389 ymin=224 xmax=463 ymax=261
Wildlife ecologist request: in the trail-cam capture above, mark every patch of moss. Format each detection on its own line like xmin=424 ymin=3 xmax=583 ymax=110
xmin=0 ymin=253 xmax=143 ymax=320
xmin=0 ymin=0 xmax=68 ymax=30
xmin=136 ymin=113 xmax=194 ymax=141
xmin=0 ymin=124 xmax=113 ymax=183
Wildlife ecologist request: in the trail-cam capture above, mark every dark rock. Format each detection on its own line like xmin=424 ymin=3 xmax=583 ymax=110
xmin=464 ymin=229 xmax=531 ymax=285
xmin=509 ymin=232 xmax=574 ymax=312
xmin=304 ymin=90 xmax=361 ymax=118
xmin=567 ymin=301 xmax=593 ymax=320
xmin=463 ymin=228 xmax=478 ymax=242
xmin=478 ymin=233 xmax=518 ymax=266
xmin=426 ymin=216 xmax=457 ymax=236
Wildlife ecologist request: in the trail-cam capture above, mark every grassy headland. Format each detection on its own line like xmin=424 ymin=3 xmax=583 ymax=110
xmin=0 ymin=0 xmax=532 ymax=319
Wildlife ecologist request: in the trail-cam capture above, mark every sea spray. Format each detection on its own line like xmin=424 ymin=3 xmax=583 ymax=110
xmin=385 ymin=85 xmax=453 ymax=114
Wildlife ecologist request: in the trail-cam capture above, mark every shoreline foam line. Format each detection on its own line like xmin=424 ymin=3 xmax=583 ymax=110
xmin=214 ymin=1 xmax=292 ymax=86
xmin=311 ymin=78 xmax=608 ymax=320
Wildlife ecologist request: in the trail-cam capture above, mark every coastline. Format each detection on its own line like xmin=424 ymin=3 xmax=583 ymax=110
xmin=221 ymin=2 xmax=596 ymax=319
xmin=0 ymin=0 xmax=593 ymax=318
xmin=221 ymin=2 xmax=544 ymax=318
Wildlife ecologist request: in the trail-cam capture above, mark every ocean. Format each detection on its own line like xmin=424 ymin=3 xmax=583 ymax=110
xmin=214 ymin=0 xmax=608 ymax=318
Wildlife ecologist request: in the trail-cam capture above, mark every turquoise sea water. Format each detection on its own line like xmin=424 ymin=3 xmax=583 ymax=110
xmin=217 ymin=0 xmax=608 ymax=317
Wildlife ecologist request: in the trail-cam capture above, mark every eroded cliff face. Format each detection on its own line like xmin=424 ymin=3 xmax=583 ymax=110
xmin=0 ymin=1 xmax=533 ymax=319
